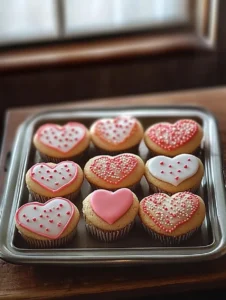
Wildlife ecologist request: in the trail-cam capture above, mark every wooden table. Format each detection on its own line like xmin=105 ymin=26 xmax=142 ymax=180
xmin=1 ymin=87 xmax=226 ymax=300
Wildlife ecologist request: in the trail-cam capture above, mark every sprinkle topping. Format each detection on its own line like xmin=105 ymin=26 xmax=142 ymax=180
xmin=30 ymin=161 xmax=78 ymax=192
xmin=94 ymin=116 xmax=137 ymax=144
xmin=147 ymin=120 xmax=198 ymax=150
xmin=36 ymin=122 xmax=86 ymax=153
xmin=15 ymin=198 xmax=75 ymax=239
xmin=90 ymin=154 xmax=138 ymax=184
xmin=141 ymin=192 xmax=200 ymax=233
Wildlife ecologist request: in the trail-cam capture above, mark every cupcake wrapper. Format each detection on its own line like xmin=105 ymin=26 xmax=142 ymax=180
xmin=19 ymin=227 xmax=77 ymax=248
xmin=38 ymin=147 xmax=89 ymax=163
xmin=147 ymin=146 xmax=202 ymax=159
xmin=142 ymin=223 xmax=199 ymax=245
xmin=93 ymin=144 xmax=140 ymax=156
xmin=28 ymin=188 xmax=80 ymax=203
xmin=147 ymin=181 xmax=198 ymax=196
xmin=89 ymin=181 xmax=140 ymax=192
xmin=85 ymin=220 xmax=135 ymax=242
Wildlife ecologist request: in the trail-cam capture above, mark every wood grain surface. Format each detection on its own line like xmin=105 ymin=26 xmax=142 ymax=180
xmin=0 ymin=33 xmax=202 ymax=72
xmin=1 ymin=86 xmax=226 ymax=300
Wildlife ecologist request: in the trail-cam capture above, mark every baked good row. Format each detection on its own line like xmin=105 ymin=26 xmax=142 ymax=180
xmin=15 ymin=189 xmax=206 ymax=247
xmin=25 ymin=154 xmax=204 ymax=201
xmin=33 ymin=117 xmax=203 ymax=161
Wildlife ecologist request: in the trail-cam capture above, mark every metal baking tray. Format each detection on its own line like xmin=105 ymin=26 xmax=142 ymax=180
xmin=1 ymin=106 xmax=226 ymax=265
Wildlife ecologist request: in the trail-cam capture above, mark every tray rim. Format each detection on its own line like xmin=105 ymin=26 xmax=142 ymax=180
xmin=1 ymin=105 xmax=226 ymax=265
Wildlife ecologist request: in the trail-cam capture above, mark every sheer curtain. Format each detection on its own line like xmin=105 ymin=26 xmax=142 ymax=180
xmin=65 ymin=0 xmax=190 ymax=36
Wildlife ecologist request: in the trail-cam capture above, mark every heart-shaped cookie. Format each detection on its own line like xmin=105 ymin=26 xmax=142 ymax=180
xmin=36 ymin=122 xmax=86 ymax=153
xmin=90 ymin=154 xmax=138 ymax=184
xmin=141 ymin=192 xmax=200 ymax=233
xmin=147 ymin=120 xmax=198 ymax=150
xmin=94 ymin=116 xmax=136 ymax=144
xmin=15 ymin=198 xmax=74 ymax=239
xmin=148 ymin=154 xmax=199 ymax=186
xmin=30 ymin=161 xmax=78 ymax=192
xmin=91 ymin=189 xmax=133 ymax=224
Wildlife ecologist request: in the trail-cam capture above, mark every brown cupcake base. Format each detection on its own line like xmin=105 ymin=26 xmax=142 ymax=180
xmin=142 ymin=223 xmax=199 ymax=245
xmin=85 ymin=221 xmax=135 ymax=242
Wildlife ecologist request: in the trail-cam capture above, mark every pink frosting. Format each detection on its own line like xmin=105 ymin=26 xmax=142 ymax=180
xmin=90 ymin=188 xmax=133 ymax=224
xmin=15 ymin=198 xmax=75 ymax=239
xmin=36 ymin=122 xmax=86 ymax=154
xmin=30 ymin=161 xmax=78 ymax=192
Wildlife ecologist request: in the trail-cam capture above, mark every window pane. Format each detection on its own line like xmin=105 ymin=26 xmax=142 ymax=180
xmin=0 ymin=0 xmax=58 ymax=46
xmin=64 ymin=0 xmax=190 ymax=37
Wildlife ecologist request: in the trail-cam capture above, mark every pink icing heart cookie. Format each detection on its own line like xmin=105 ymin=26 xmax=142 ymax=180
xmin=91 ymin=189 xmax=133 ymax=224
xmin=82 ymin=188 xmax=139 ymax=241
xmin=33 ymin=122 xmax=90 ymax=160
xmin=90 ymin=116 xmax=144 ymax=152
xmin=139 ymin=192 xmax=205 ymax=239
xmin=144 ymin=119 xmax=203 ymax=156
xmin=84 ymin=153 xmax=144 ymax=190
xmin=15 ymin=198 xmax=80 ymax=247
xmin=145 ymin=154 xmax=204 ymax=194
xmin=26 ymin=161 xmax=84 ymax=201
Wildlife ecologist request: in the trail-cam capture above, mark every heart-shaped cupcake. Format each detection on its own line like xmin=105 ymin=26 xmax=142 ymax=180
xmin=89 ymin=154 xmax=138 ymax=184
xmin=36 ymin=122 xmax=86 ymax=153
xmin=147 ymin=154 xmax=199 ymax=186
xmin=30 ymin=161 xmax=78 ymax=192
xmin=93 ymin=116 xmax=136 ymax=144
xmin=141 ymin=192 xmax=200 ymax=233
xmin=90 ymin=189 xmax=133 ymax=224
xmin=15 ymin=198 xmax=75 ymax=239
xmin=146 ymin=120 xmax=199 ymax=151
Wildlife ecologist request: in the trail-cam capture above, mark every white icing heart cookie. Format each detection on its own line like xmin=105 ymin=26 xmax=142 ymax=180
xmin=145 ymin=154 xmax=204 ymax=194
xmin=26 ymin=161 xmax=84 ymax=202
xmin=90 ymin=116 xmax=144 ymax=152
xmin=139 ymin=192 xmax=206 ymax=241
xmin=33 ymin=122 xmax=90 ymax=161
xmin=15 ymin=198 xmax=80 ymax=247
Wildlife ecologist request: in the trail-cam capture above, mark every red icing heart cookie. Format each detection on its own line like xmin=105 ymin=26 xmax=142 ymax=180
xmin=147 ymin=120 xmax=198 ymax=150
xmin=36 ymin=122 xmax=86 ymax=153
xmin=94 ymin=116 xmax=136 ymax=144
xmin=141 ymin=192 xmax=200 ymax=233
xmin=90 ymin=154 xmax=138 ymax=184
xmin=30 ymin=162 xmax=78 ymax=192
xmin=91 ymin=189 xmax=133 ymax=224
xmin=15 ymin=198 xmax=75 ymax=239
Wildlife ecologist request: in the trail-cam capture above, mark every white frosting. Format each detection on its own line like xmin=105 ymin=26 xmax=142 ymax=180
xmin=95 ymin=116 xmax=135 ymax=143
xmin=16 ymin=198 xmax=74 ymax=239
xmin=31 ymin=162 xmax=77 ymax=191
xmin=148 ymin=154 xmax=199 ymax=186
xmin=38 ymin=123 xmax=85 ymax=153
